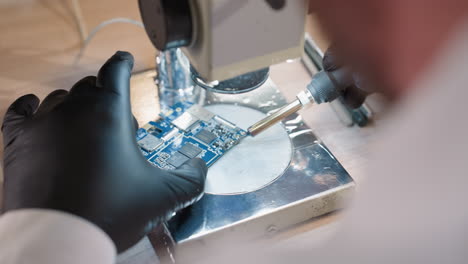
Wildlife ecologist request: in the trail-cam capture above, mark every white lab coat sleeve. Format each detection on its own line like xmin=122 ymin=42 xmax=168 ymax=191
xmin=0 ymin=209 xmax=116 ymax=264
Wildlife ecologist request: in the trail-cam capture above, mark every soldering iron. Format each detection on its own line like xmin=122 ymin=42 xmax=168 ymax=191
xmin=248 ymin=68 xmax=352 ymax=136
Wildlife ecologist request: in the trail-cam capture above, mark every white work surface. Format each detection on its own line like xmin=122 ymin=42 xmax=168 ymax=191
xmin=0 ymin=1 xmax=383 ymax=263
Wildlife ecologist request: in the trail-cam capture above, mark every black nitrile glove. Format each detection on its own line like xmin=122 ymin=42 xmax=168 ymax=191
xmin=323 ymin=47 xmax=372 ymax=109
xmin=1 ymin=51 xmax=207 ymax=252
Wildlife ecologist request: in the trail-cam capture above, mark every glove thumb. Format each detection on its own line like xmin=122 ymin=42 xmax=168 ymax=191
xmin=146 ymin=158 xmax=208 ymax=222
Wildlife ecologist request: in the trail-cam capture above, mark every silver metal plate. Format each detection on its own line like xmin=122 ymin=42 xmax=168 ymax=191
xmin=130 ymin=70 xmax=355 ymax=262
xmin=204 ymin=104 xmax=292 ymax=195
xmin=165 ymin=79 xmax=355 ymax=249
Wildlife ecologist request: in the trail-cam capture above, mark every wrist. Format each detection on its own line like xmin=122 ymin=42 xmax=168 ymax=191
xmin=0 ymin=209 xmax=116 ymax=262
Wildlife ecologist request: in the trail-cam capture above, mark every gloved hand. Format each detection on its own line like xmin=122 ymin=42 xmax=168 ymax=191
xmin=1 ymin=51 xmax=207 ymax=252
xmin=323 ymin=46 xmax=372 ymax=109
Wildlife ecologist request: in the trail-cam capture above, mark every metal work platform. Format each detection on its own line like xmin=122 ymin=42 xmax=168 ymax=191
xmin=130 ymin=70 xmax=355 ymax=263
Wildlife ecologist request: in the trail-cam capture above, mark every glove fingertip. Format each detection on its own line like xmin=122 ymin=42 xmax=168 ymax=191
xmin=35 ymin=90 xmax=69 ymax=117
xmin=70 ymin=75 xmax=97 ymax=91
xmin=322 ymin=44 xmax=342 ymax=71
xmin=323 ymin=52 xmax=341 ymax=70
xmin=114 ymin=51 xmax=135 ymax=68
xmin=343 ymin=85 xmax=368 ymax=109
xmin=47 ymin=89 xmax=69 ymax=97
xmin=2 ymin=94 xmax=39 ymax=133
xmin=182 ymin=158 xmax=208 ymax=179
xmin=101 ymin=51 xmax=135 ymax=75
xmin=169 ymin=158 xmax=208 ymax=195
xmin=6 ymin=94 xmax=40 ymax=117
xmin=96 ymin=51 xmax=135 ymax=95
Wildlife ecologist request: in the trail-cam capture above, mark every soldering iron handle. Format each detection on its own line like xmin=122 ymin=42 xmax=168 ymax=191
xmin=306 ymin=68 xmax=353 ymax=104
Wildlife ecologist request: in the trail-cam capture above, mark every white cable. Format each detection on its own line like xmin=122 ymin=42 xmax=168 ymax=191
xmin=74 ymin=17 xmax=145 ymax=64
xmin=71 ymin=0 xmax=88 ymax=42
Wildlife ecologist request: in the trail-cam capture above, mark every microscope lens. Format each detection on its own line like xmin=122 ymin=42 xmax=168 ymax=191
xmin=190 ymin=66 xmax=270 ymax=94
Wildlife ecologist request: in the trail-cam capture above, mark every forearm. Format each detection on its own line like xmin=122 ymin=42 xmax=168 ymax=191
xmin=0 ymin=209 xmax=116 ymax=264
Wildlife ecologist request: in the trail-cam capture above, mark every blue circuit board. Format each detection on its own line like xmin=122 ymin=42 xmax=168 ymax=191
xmin=136 ymin=103 xmax=247 ymax=170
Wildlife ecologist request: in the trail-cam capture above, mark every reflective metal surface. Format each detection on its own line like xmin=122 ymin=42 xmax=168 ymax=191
xmin=167 ymin=78 xmax=355 ymax=246
xmin=190 ymin=66 xmax=270 ymax=94
xmin=133 ymin=70 xmax=354 ymax=261
xmin=204 ymin=104 xmax=292 ymax=194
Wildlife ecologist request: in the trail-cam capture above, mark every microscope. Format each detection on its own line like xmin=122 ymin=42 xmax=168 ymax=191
xmin=135 ymin=0 xmax=355 ymax=262
xmin=139 ymin=0 xmax=353 ymax=120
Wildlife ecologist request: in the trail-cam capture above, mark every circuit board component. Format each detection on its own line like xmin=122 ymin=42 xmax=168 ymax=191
xmin=137 ymin=134 xmax=164 ymax=152
xmin=167 ymin=152 xmax=190 ymax=167
xmin=178 ymin=143 xmax=202 ymax=159
xmin=195 ymin=129 xmax=217 ymax=144
xmin=136 ymin=103 xmax=247 ymax=169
